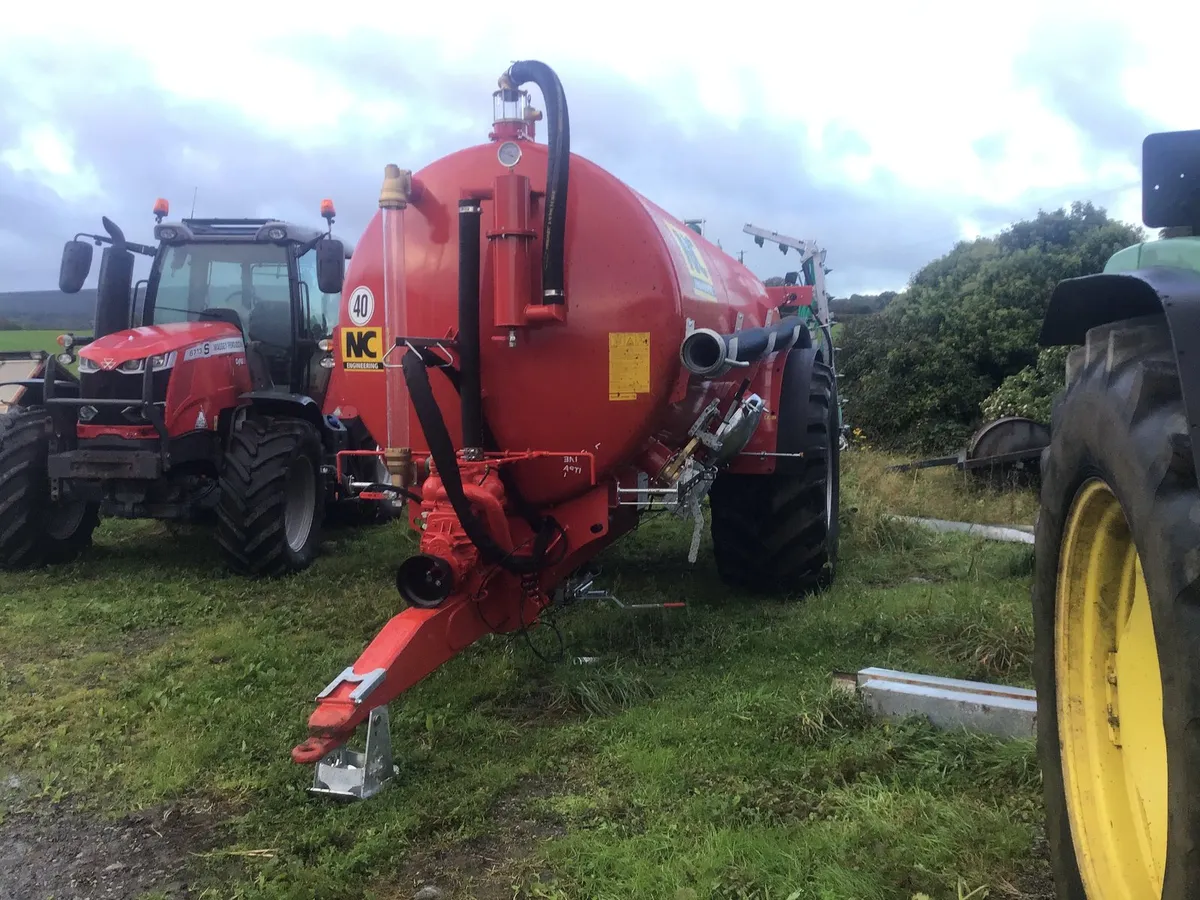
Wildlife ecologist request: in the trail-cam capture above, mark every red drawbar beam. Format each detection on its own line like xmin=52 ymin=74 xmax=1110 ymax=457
xmin=291 ymin=480 xmax=620 ymax=764
xmin=292 ymin=600 xmax=497 ymax=764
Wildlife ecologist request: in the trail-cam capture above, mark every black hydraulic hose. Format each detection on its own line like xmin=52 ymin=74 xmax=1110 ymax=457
xmin=428 ymin=360 xmax=551 ymax=534
xmin=506 ymin=60 xmax=569 ymax=305
xmin=401 ymin=349 xmax=561 ymax=575
xmin=458 ymin=200 xmax=484 ymax=450
xmin=679 ymin=315 xmax=812 ymax=378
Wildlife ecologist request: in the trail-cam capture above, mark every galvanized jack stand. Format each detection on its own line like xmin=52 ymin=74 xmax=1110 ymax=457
xmin=308 ymin=705 xmax=399 ymax=801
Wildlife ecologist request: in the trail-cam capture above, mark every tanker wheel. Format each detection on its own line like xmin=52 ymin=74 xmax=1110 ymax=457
xmin=708 ymin=356 xmax=839 ymax=596
xmin=1033 ymin=314 xmax=1200 ymax=899
xmin=216 ymin=414 xmax=326 ymax=577
xmin=0 ymin=405 xmax=100 ymax=570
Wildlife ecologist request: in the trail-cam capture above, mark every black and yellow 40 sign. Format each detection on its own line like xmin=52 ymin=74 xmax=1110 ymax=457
xmin=342 ymin=327 xmax=383 ymax=371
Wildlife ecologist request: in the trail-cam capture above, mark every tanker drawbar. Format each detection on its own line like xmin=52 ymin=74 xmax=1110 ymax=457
xmin=291 ymin=60 xmax=841 ymax=797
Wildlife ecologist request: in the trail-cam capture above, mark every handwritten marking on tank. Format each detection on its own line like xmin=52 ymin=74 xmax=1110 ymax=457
xmin=608 ymin=332 xmax=651 ymax=401
xmin=342 ymin=327 xmax=383 ymax=371
xmin=347 ymin=286 xmax=375 ymax=327
xmin=664 ymin=222 xmax=717 ymax=301
xmin=562 ymin=455 xmax=585 ymax=478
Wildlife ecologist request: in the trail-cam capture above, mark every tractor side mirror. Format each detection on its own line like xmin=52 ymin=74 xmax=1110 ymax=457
xmin=1143 ymin=129 xmax=1200 ymax=230
xmin=59 ymin=240 xmax=94 ymax=294
xmin=316 ymin=238 xmax=346 ymax=295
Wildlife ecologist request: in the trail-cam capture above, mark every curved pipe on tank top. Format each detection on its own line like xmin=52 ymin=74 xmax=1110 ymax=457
xmin=504 ymin=60 xmax=569 ymax=306
xmin=679 ymin=315 xmax=810 ymax=378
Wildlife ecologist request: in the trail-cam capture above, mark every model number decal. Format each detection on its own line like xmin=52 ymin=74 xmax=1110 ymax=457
xmin=183 ymin=336 xmax=246 ymax=362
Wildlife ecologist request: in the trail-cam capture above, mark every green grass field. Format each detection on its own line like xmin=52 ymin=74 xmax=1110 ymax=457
xmin=0 ymin=452 xmax=1050 ymax=900
xmin=0 ymin=329 xmax=66 ymax=355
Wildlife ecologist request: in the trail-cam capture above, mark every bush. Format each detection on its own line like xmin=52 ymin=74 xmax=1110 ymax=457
xmin=837 ymin=201 xmax=1142 ymax=452
xmin=980 ymin=346 xmax=1069 ymax=422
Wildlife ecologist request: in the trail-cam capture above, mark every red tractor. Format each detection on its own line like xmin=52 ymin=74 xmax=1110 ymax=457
xmin=0 ymin=201 xmax=398 ymax=576
xmin=280 ymin=60 xmax=841 ymax=793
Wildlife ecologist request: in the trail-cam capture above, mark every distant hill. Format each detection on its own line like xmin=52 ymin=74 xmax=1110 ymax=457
xmin=830 ymin=291 xmax=900 ymax=318
xmin=0 ymin=290 xmax=95 ymax=330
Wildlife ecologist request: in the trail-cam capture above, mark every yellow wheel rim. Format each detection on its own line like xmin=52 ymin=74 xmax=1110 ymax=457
xmin=1056 ymin=478 xmax=1168 ymax=898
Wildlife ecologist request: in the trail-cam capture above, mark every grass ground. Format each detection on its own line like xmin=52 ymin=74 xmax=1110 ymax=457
xmin=0 ymin=329 xmax=65 ymax=355
xmin=0 ymin=451 xmax=1049 ymax=900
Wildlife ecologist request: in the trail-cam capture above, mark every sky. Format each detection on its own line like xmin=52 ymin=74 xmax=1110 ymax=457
xmin=1 ymin=0 xmax=1197 ymax=298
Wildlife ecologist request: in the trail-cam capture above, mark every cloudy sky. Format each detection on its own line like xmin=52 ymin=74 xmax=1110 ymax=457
xmin=1 ymin=0 xmax=1195 ymax=298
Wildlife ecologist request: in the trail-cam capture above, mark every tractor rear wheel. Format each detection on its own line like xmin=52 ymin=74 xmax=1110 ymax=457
xmin=708 ymin=355 xmax=839 ymax=595
xmin=0 ymin=406 xmax=99 ymax=569
xmin=1033 ymin=314 xmax=1200 ymax=899
xmin=216 ymin=414 xmax=326 ymax=577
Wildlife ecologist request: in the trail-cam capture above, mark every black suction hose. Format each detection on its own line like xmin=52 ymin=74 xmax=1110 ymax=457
xmin=680 ymin=315 xmax=812 ymax=378
xmin=505 ymin=60 xmax=569 ymax=305
xmin=401 ymin=350 xmax=561 ymax=575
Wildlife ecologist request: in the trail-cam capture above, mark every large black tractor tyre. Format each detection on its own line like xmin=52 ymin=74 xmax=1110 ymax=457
xmin=0 ymin=406 xmax=99 ymax=569
xmin=216 ymin=414 xmax=326 ymax=577
xmin=708 ymin=356 xmax=839 ymax=595
xmin=1033 ymin=314 xmax=1200 ymax=899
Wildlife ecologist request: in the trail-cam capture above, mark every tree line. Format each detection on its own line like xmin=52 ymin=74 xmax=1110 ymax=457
xmin=812 ymin=201 xmax=1144 ymax=452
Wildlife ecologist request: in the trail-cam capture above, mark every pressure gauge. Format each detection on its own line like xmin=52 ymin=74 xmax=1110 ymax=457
xmin=497 ymin=140 xmax=522 ymax=168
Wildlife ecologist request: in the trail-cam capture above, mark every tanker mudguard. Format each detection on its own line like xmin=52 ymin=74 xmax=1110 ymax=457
xmin=775 ymin=346 xmax=821 ymax=475
xmin=1039 ymin=265 xmax=1200 ymax=479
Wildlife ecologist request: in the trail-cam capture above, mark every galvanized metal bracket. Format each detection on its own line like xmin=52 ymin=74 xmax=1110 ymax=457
xmin=317 ymin=666 xmax=386 ymax=704
xmin=309 ymin=705 xmax=399 ymax=801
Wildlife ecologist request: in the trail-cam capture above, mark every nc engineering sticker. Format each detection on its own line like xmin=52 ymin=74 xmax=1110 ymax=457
xmin=183 ymin=336 xmax=246 ymax=362
xmin=342 ymin=327 xmax=383 ymax=371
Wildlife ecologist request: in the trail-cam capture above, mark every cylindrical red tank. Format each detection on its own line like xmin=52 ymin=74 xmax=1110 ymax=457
xmin=331 ymin=139 xmax=774 ymax=505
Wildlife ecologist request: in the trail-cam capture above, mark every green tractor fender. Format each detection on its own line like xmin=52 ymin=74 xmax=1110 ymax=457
xmin=1039 ymin=264 xmax=1200 ymax=479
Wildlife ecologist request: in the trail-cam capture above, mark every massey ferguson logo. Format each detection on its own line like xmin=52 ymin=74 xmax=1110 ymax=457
xmin=102 ymin=358 xmax=116 ymax=370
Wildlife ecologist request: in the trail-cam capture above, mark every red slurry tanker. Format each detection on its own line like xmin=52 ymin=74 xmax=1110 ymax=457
xmin=289 ymin=60 xmax=841 ymax=780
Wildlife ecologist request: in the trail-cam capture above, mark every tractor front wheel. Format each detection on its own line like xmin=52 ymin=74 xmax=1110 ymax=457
xmin=0 ymin=406 xmax=99 ymax=570
xmin=708 ymin=354 xmax=840 ymax=596
xmin=1034 ymin=314 xmax=1200 ymax=899
xmin=216 ymin=414 xmax=326 ymax=577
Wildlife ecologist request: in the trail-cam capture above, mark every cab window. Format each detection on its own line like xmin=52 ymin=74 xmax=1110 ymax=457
xmin=296 ymin=245 xmax=339 ymax=340
xmin=150 ymin=243 xmax=291 ymax=326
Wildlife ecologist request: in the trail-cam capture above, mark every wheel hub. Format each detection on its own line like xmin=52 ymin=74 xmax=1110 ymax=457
xmin=43 ymin=501 xmax=88 ymax=541
xmin=1056 ymin=478 xmax=1167 ymax=897
xmin=284 ymin=459 xmax=317 ymax=553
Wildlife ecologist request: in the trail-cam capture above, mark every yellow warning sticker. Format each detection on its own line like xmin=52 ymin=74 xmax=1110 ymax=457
xmin=609 ymin=332 xmax=650 ymax=401
xmin=664 ymin=222 xmax=717 ymax=301
xmin=342 ymin=327 xmax=383 ymax=371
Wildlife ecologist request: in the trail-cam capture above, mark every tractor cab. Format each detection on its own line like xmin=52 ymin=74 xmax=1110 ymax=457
xmin=59 ymin=200 xmax=352 ymax=404
xmin=141 ymin=218 xmax=348 ymax=399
